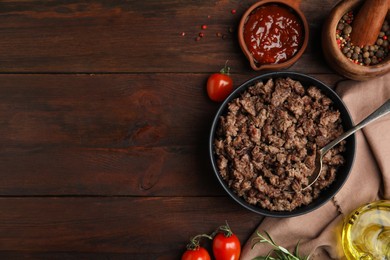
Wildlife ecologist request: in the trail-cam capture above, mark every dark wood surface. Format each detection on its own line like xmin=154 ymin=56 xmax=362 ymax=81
xmin=0 ymin=1 xmax=345 ymax=259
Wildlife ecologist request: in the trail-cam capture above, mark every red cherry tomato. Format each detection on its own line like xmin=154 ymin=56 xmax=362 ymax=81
xmin=212 ymin=232 xmax=241 ymax=260
xmin=181 ymin=247 xmax=211 ymax=260
xmin=207 ymin=62 xmax=233 ymax=102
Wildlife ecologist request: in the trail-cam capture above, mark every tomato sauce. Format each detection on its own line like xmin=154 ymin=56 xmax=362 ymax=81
xmin=243 ymin=4 xmax=304 ymax=65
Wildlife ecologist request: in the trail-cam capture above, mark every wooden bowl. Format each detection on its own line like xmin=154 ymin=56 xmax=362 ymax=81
xmin=322 ymin=0 xmax=390 ymax=81
xmin=238 ymin=0 xmax=309 ymax=71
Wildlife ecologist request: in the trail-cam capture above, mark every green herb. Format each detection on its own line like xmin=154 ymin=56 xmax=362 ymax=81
xmin=251 ymin=231 xmax=309 ymax=260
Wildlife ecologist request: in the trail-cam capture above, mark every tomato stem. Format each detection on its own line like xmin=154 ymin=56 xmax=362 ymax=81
xmin=220 ymin=60 xmax=231 ymax=75
xmin=209 ymin=221 xmax=233 ymax=238
xmin=185 ymin=221 xmax=235 ymax=250
xmin=217 ymin=221 xmax=233 ymax=237
xmin=186 ymin=234 xmax=213 ymax=250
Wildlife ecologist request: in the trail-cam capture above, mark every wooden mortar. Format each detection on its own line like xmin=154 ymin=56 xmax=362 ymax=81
xmin=350 ymin=0 xmax=389 ymax=46
xmin=322 ymin=0 xmax=390 ymax=80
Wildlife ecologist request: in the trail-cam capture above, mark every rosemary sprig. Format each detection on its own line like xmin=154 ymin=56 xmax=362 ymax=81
xmin=251 ymin=231 xmax=309 ymax=260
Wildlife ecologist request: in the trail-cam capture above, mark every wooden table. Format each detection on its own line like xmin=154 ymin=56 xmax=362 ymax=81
xmin=0 ymin=1 xmax=345 ymax=259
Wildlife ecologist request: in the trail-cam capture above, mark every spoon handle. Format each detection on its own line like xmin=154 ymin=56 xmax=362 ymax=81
xmin=321 ymin=99 xmax=390 ymax=155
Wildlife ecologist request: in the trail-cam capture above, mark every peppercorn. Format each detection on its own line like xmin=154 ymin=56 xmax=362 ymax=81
xmin=363 ymin=51 xmax=370 ymax=58
xmin=342 ymin=46 xmax=350 ymax=54
xmin=343 ymin=25 xmax=352 ymax=35
xmin=376 ymin=49 xmax=385 ymax=58
xmin=377 ymin=38 xmax=384 ymax=45
xmin=354 ymin=46 xmax=361 ymax=53
xmin=337 ymin=23 xmax=345 ymax=30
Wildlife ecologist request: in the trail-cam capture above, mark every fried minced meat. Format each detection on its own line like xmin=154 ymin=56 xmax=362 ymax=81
xmin=214 ymin=78 xmax=346 ymax=211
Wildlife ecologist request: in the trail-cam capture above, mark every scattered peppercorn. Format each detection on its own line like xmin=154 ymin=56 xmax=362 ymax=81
xmin=183 ymin=5 xmax=242 ymax=41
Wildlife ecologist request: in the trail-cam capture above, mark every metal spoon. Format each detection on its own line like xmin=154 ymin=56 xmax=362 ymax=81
xmin=298 ymin=99 xmax=390 ymax=192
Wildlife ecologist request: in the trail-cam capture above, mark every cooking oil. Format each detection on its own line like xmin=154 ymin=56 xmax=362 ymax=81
xmin=342 ymin=200 xmax=390 ymax=260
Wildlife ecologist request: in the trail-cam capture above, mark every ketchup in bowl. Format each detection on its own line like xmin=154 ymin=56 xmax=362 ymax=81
xmin=243 ymin=4 xmax=304 ymax=65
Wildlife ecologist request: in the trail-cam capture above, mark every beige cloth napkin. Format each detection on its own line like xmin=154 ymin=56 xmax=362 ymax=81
xmin=241 ymin=73 xmax=390 ymax=260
